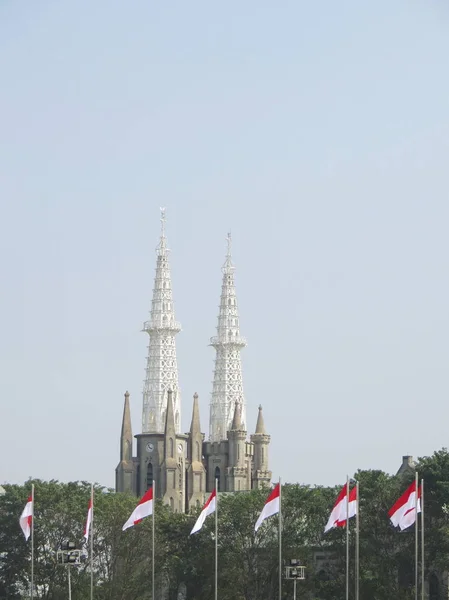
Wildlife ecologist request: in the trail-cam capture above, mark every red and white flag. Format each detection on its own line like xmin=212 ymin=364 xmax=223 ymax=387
xmin=324 ymin=484 xmax=357 ymax=533
xmin=389 ymin=481 xmax=421 ymax=531
xmin=19 ymin=495 xmax=33 ymax=541
xmin=255 ymin=483 xmax=280 ymax=532
xmin=123 ymin=486 xmax=153 ymax=531
xmin=84 ymin=496 xmax=93 ymax=541
xmin=190 ymin=489 xmax=216 ymax=535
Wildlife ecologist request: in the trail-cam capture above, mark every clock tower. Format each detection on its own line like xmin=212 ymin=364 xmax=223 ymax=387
xmin=118 ymin=388 xmax=203 ymax=513
xmin=132 ymin=390 xmax=189 ymax=511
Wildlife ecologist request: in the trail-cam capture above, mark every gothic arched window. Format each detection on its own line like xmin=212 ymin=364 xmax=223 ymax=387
xmin=146 ymin=463 xmax=153 ymax=490
xmin=215 ymin=466 xmax=221 ymax=491
xmin=169 ymin=438 xmax=174 ymax=458
xmin=170 ymin=497 xmax=174 ymax=511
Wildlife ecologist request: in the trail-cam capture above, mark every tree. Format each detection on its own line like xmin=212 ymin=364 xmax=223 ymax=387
xmin=0 ymin=482 xmax=33 ymax=599
xmin=416 ymin=448 xmax=449 ymax=597
xmin=0 ymin=480 xmax=151 ymax=600
xmin=4 ymin=453 xmax=449 ymax=600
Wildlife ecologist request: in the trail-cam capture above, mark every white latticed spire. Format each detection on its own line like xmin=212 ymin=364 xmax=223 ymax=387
xmin=142 ymin=209 xmax=181 ymax=434
xmin=209 ymin=234 xmax=247 ymax=442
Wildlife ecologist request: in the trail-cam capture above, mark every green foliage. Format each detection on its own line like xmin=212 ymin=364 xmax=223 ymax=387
xmin=2 ymin=450 xmax=449 ymax=599
xmin=416 ymin=449 xmax=449 ymax=579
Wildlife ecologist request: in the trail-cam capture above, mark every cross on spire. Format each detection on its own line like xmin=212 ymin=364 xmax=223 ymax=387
xmin=226 ymin=232 xmax=232 ymax=258
xmin=160 ymin=207 xmax=166 ymax=238
xmin=222 ymin=231 xmax=235 ymax=274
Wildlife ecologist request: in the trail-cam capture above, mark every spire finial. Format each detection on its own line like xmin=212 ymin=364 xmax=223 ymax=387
xmin=222 ymin=231 xmax=234 ymax=274
xmin=156 ymin=207 xmax=168 ymax=256
xmin=160 ymin=207 xmax=166 ymax=238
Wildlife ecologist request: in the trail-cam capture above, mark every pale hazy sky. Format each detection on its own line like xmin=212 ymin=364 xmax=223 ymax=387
xmin=1 ymin=1 xmax=448 ymax=489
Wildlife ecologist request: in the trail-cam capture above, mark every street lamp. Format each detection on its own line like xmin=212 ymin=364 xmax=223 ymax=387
xmin=285 ymin=558 xmax=306 ymax=600
xmin=56 ymin=541 xmax=82 ymax=600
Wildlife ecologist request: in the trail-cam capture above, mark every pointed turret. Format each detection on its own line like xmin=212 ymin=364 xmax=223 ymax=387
xmin=255 ymin=405 xmax=265 ymax=434
xmin=227 ymin=399 xmax=247 ymax=491
xmin=251 ymin=404 xmax=271 ymax=489
xmin=187 ymin=393 xmax=207 ymax=510
xmin=209 ymin=233 xmax=247 ymax=442
xmin=231 ymin=402 xmax=243 ymax=431
xmin=162 ymin=389 xmax=179 ymax=509
xmin=190 ymin=392 xmax=201 ymax=436
xmin=120 ymin=391 xmax=133 ymax=461
xmin=164 ymin=389 xmax=176 ymax=463
xmin=116 ymin=391 xmax=136 ymax=493
xmin=142 ymin=208 xmax=182 ymax=434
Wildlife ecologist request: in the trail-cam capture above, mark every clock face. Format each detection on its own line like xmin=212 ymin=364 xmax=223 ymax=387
xmin=146 ymin=442 xmax=154 ymax=453
xmin=178 ymin=444 xmax=183 ymax=454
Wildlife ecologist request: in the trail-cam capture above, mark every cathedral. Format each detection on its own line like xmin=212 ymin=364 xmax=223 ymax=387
xmin=115 ymin=210 xmax=272 ymax=512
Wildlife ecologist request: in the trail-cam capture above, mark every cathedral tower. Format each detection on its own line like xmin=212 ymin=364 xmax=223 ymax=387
xmin=209 ymin=234 xmax=247 ymax=442
xmin=142 ymin=208 xmax=181 ymax=434
xmin=203 ymin=235 xmax=271 ymax=494
xmin=117 ymin=210 xmax=188 ymax=502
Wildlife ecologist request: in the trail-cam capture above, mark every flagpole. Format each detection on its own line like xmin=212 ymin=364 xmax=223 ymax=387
xmin=90 ymin=483 xmax=94 ymax=600
xmin=152 ymin=480 xmax=155 ymax=600
xmin=421 ymin=479 xmax=424 ymax=600
xmin=215 ymin=477 xmax=218 ymax=600
xmin=415 ymin=470 xmax=419 ymax=600
xmin=31 ymin=483 xmax=34 ymax=600
xmin=279 ymin=477 xmax=282 ymax=600
xmin=346 ymin=475 xmax=349 ymax=600
xmin=355 ymin=479 xmax=360 ymax=600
